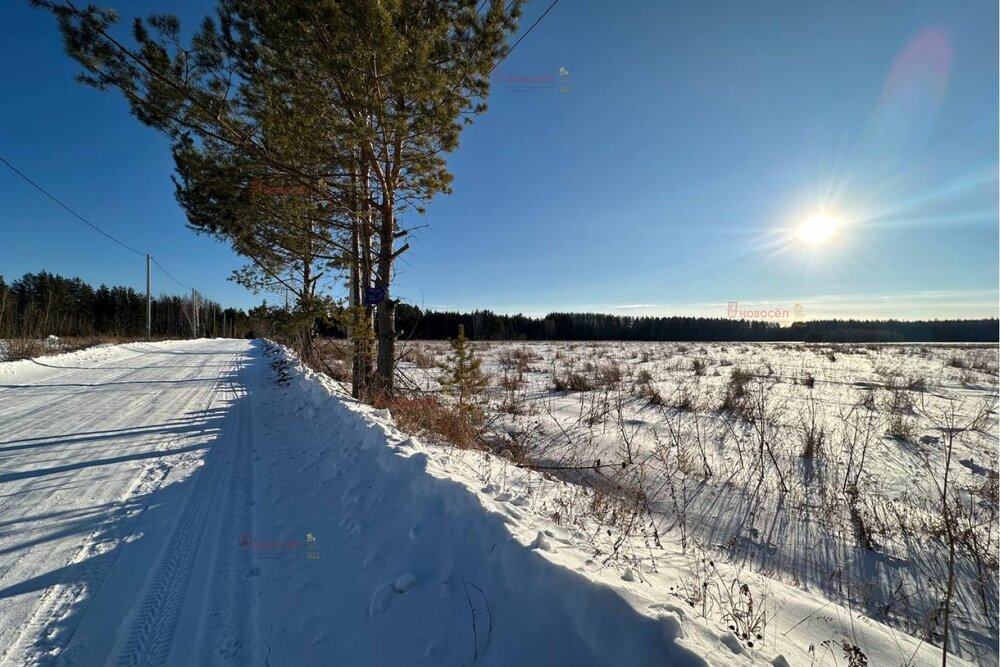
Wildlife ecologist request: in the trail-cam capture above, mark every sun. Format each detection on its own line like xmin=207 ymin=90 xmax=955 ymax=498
xmin=796 ymin=213 xmax=840 ymax=246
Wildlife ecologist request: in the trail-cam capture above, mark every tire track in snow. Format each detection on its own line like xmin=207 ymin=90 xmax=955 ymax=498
xmin=113 ymin=350 xmax=246 ymax=667
xmin=189 ymin=362 xmax=259 ymax=665
xmin=0 ymin=460 xmax=172 ymax=667
xmin=0 ymin=343 xmax=229 ymax=592
xmin=0 ymin=345 xmax=246 ymax=666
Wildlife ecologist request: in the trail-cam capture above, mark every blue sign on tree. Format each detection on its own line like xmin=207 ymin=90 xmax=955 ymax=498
xmin=364 ymin=286 xmax=386 ymax=306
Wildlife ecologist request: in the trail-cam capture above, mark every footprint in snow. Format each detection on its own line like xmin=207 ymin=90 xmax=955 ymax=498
xmin=368 ymin=573 xmax=417 ymax=617
xmin=218 ymin=637 xmax=244 ymax=659
xmin=720 ymin=632 xmax=743 ymax=654
xmin=529 ymin=531 xmax=554 ymax=552
xmin=658 ymin=612 xmax=686 ymax=641
xmin=502 ymin=505 xmax=523 ymax=521
xmin=394 ymin=573 xmax=417 ymax=592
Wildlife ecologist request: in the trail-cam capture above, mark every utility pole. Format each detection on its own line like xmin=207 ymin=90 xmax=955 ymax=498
xmin=145 ymin=254 xmax=151 ymax=340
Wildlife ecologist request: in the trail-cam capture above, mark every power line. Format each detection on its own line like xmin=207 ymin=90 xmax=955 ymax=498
xmin=489 ymin=0 xmax=559 ymax=75
xmin=0 ymin=150 xmax=198 ymax=297
xmin=150 ymin=256 xmax=191 ymax=291
xmin=0 ymin=152 xmax=146 ymax=257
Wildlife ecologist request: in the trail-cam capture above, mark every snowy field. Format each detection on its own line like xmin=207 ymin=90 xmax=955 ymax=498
xmin=395 ymin=340 xmax=999 ymax=665
xmin=0 ymin=339 xmax=994 ymax=666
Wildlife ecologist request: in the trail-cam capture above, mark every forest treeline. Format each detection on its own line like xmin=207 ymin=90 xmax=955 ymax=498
xmin=388 ymin=306 xmax=999 ymax=343
xmin=0 ymin=272 xmax=246 ymax=338
xmin=3 ymin=272 xmax=995 ymax=343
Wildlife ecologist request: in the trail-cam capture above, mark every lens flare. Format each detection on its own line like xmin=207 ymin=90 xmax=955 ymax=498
xmin=873 ymin=29 xmax=952 ymax=156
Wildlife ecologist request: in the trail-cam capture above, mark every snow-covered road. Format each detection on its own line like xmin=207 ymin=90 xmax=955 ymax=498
xmin=0 ymin=339 xmax=258 ymax=666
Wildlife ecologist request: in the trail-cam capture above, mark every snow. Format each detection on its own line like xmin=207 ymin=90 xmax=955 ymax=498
xmin=0 ymin=339 xmax=988 ymax=665
xmin=394 ymin=340 xmax=997 ymax=665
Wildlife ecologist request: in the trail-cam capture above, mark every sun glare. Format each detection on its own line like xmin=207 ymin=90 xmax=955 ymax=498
xmin=796 ymin=214 xmax=840 ymax=246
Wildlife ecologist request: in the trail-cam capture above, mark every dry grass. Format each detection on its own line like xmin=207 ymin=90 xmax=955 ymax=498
xmin=498 ymin=347 xmax=539 ymax=373
xmin=401 ymin=346 xmax=437 ymax=369
xmin=633 ymin=369 xmax=664 ymax=405
xmin=375 ymin=394 xmax=480 ymax=449
xmin=885 ymin=413 xmax=916 ymax=442
xmin=1 ymin=338 xmax=43 ymax=361
xmin=719 ymin=367 xmax=753 ymax=418
xmin=1 ymin=335 xmax=143 ymax=362
xmin=553 ymin=369 xmax=596 ymax=392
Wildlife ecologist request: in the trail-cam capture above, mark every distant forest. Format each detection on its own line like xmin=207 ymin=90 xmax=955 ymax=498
xmin=3 ymin=273 xmax=996 ymax=343
xmin=389 ymin=306 xmax=999 ymax=343
xmin=1 ymin=272 xmax=245 ymax=338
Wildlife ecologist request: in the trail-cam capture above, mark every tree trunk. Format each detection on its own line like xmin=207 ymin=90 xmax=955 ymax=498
xmin=376 ymin=296 xmax=396 ymax=396
xmin=374 ymin=201 xmax=396 ymax=396
xmin=299 ymin=258 xmax=315 ymax=364
xmin=349 ymin=152 xmax=375 ymax=400
xmin=349 ymin=163 xmax=364 ymax=398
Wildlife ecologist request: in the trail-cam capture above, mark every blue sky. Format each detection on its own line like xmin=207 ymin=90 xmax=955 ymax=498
xmin=1 ymin=1 xmax=997 ymax=320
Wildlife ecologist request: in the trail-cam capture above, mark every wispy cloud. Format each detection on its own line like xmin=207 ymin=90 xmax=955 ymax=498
xmin=417 ymin=289 xmax=998 ymax=321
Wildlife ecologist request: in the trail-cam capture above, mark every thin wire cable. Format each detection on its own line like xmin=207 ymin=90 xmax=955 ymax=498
xmin=0 ymin=151 xmax=199 ymax=296
xmin=150 ymin=256 xmax=191 ymax=291
xmin=489 ymin=0 xmax=559 ymax=74
xmin=0 ymin=152 xmax=147 ymax=257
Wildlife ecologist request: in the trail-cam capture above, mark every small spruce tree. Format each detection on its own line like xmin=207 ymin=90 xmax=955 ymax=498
xmin=441 ymin=325 xmax=487 ymax=417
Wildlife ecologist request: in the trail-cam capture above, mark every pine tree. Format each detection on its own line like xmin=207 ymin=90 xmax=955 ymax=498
xmin=441 ymin=324 xmax=487 ymax=417
xmin=37 ymin=0 xmax=523 ymax=396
